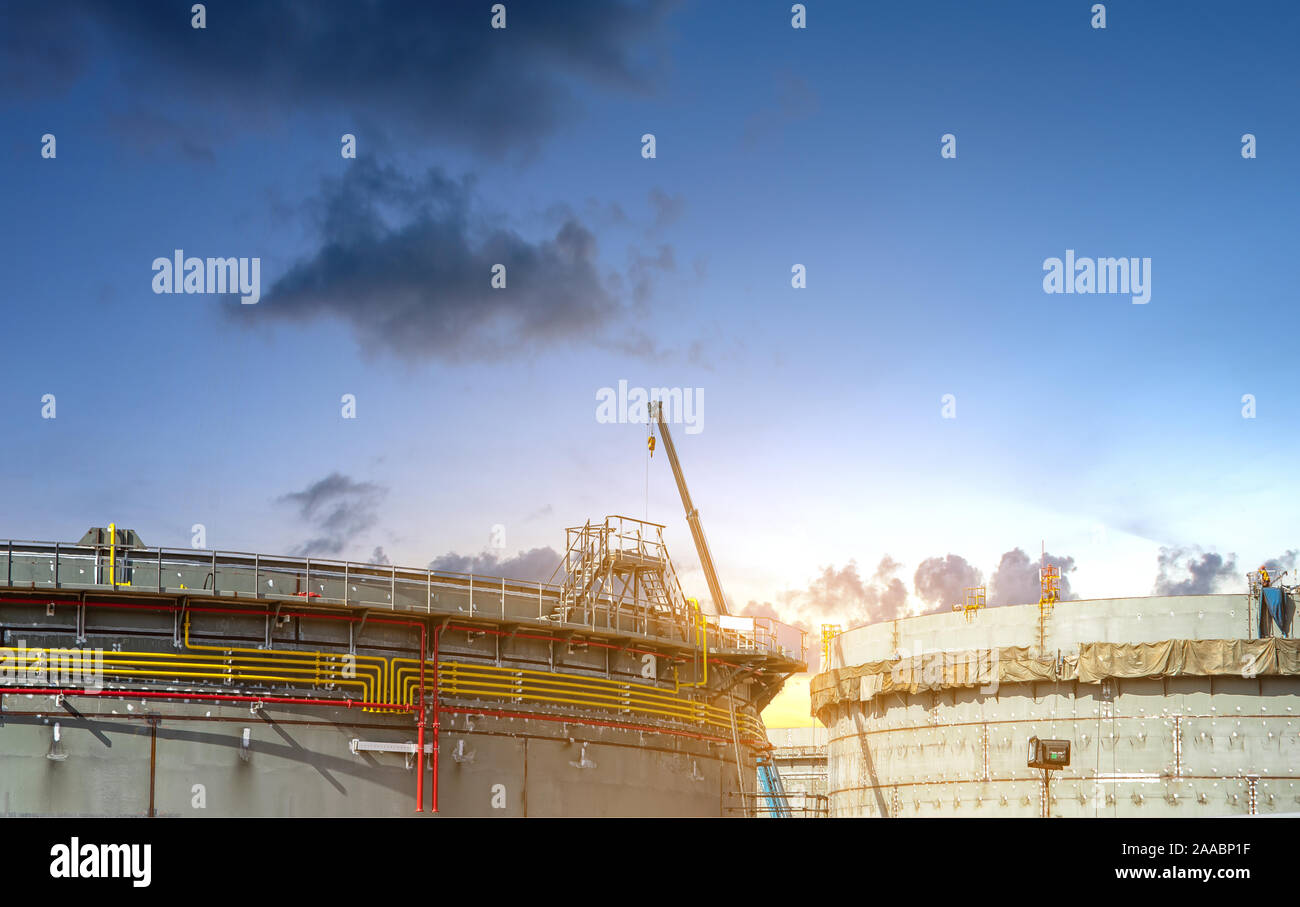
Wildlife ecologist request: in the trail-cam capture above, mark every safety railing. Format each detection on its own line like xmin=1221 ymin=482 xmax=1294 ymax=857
xmin=555 ymin=516 xmax=693 ymax=633
xmin=725 ymin=791 xmax=829 ymax=818
xmin=2 ymin=538 xmax=568 ymax=618
xmin=0 ymin=539 xmax=805 ymax=663
xmin=710 ymin=615 xmax=807 ymax=662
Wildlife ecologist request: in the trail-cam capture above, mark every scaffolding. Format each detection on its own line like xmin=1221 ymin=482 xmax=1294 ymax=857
xmin=726 ymin=790 xmax=829 ymax=818
xmin=551 ymin=515 xmax=695 ymax=643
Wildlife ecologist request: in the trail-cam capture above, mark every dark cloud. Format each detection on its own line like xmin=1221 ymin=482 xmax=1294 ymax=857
xmin=743 ymin=71 xmax=819 ymax=148
xmin=626 ymin=243 xmax=676 ymax=306
xmin=244 ymin=160 xmax=635 ymax=361
xmin=1262 ymin=550 xmax=1299 ymax=576
xmin=913 ymin=554 xmax=982 ymax=612
xmin=735 ymin=558 xmax=910 ymax=670
xmin=741 ymin=600 xmax=782 ymax=621
xmin=369 ymin=546 xmax=391 ymax=566
xmin=278 ymin=473 xmax=386 ymax=557
xmin=988 ymin=548 xmax=1078 ymax=606
xmin=0 ymin=6 xmax=94 ymax=99
xmin=1154 ymin=547 xmax=1238 ymax=595
xmin=803 ymin=564 xmax=869 ymax=614
xmin=104 ymin=107 xmax=216 ymax=164
xmin=757 ymin=557 xmax=909 ymax=632
xmin=580 ymin=199 xmax=630 ymax=228
xmin=740 ymin=601 xmax=819 ymax=670
xmin=429 ymin=546 xmax=561 ymax=584
xmin=3 ymin=1 xmax=678 ymax=157
xmin=647 ymin=187 xmax=686 ymax=231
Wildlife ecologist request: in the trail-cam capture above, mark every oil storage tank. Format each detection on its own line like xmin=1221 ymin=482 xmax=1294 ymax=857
xmin=812 ymin=586 xmax=1300 ymax=817
xmin=0 ymin=519 xmax=804 ymax=817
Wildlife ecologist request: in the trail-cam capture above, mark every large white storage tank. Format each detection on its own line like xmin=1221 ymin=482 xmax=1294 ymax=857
xmin=812 ymin=592 xmax=1300 ymax=817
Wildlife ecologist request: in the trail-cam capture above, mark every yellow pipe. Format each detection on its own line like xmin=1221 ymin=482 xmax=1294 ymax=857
xmin=396 ymin=659 xmax=721 ymax=712
xmin=99 ymin=657 xmax=370 ymax=694
xmin=413 ymin=660 xmax=763 ymax=737
xmin=420 ymin=660 xmax=703 ymax=697
xmin=184 ymin=614 xmax=391 ymax=703
xmin=434 ymin=676 xmax=696 ymax=715
xmin=15 ymin=645 xmax=766 ymax=741
xmin=100 ymin=647 xmax=381 ymax=698
xmin=437 ymin=681 xmax=728 ymax=730
xmin=20 ymin=647 xmax=375 ymax=701
xmin=105 ymin=628 xmax=384 ymax=701
xmin=15 ymin=647 xmax=375 ymax=700
xmin=15 ymin=653 xmax=370 ymax=697
xmin=77 ymin=665 xmax=372 ymax=695
xmin=693 ymin=599 xmax=707 ymax=688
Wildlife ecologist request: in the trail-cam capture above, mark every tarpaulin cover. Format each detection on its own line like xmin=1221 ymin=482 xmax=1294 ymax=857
xmin=811 ymin=638 xmax=1300 ymax=717
xmin=809 ymin=646 xmax=1056 ymax=715
xmin=1260 ymin=587 xmax=1290 ymax=637
xmin=1074 ymin=638 xmax=1278 ymax=682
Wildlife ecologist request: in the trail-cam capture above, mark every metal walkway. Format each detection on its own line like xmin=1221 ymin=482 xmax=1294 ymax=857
xmin=1 ymin=532 xmax=805 ymax=662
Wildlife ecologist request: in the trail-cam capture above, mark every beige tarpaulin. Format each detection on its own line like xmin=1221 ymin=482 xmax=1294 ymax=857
xmin=811 ymin=638 xmax=1300 ymax=716
xmin=809 ymin=646 xmax=1055 ymax=715
xmin=1278 ymin=638 xmax=1300 ymax=674
xmin=1073 ymin=638 xmax=1284 ymax=682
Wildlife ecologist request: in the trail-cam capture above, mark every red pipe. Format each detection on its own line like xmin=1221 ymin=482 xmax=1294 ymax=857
xmin=1 ymin=595 xmax=759 ymax=796
xmin=439 ymin=704 xmax=758 ymax=746
xmin=0 ymin=691 xmax=756 ymax=746
xmin=415 ymin=621 xmax=426 ymax=813
xmin=432 ymin=625 xmax=441 ymax=813
xmin=0 ymin=687 xmax=411 ymax=710
xmin=2 ymin=592 xmax=437 ymax=811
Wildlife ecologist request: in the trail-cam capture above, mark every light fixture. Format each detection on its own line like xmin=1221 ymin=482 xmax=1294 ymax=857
xmin=47 ymin=723 xmax=68 ymax=761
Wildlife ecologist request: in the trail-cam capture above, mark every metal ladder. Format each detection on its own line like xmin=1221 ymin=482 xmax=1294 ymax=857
xmin=756 ymin=753 xmax=793 ymax=818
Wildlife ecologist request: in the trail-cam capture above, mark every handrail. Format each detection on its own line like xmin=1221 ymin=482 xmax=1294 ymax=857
xmin=0 ymin=538 xmax=562 ymax=590
xmin=0 ymin=538 xmax=807 ymax=662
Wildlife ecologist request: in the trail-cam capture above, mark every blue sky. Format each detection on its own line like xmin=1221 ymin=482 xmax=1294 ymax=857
xmin=2 ymin=1 xmax=1298 ymax=656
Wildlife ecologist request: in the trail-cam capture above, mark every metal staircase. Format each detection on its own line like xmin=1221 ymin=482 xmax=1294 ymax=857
xmin=549 ymin=516 xmax=694 ymax=642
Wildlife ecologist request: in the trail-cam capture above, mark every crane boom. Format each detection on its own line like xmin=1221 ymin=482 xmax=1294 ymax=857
xmin=651 ymin=402 xmax=730 ymax=616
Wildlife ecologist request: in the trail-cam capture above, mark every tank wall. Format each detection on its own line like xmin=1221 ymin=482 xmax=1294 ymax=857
xmin=0 ymin=588 xmax=768 ymax=817
xmin=832 ymin=594 xmax=1249 ymax=667
xmin=0 ymin=697 xmax=743 ymax=817
xmin=824 ymin=674 xmax=1300 ymax=817
xmin=822 ymin=594 xmax=1300 ymax=818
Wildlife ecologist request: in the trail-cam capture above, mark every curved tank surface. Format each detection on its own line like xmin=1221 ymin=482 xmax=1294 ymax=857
xmin=0 ymin=520 xmax=805 ymax=817
xmin=812 ymin=591 xmax=1300 ymax=817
